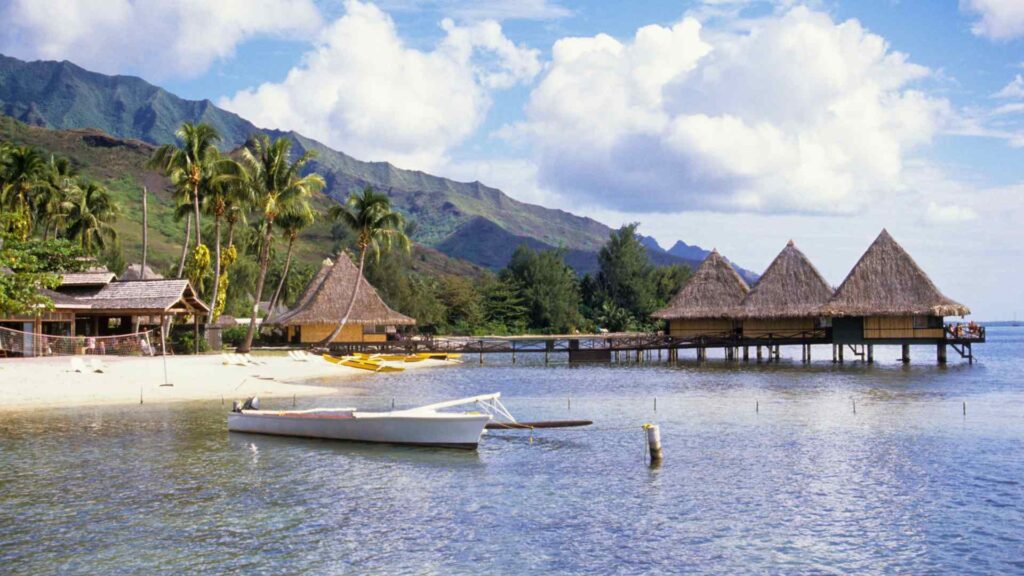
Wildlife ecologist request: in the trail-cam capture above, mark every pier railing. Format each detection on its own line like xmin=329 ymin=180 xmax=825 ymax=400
xmin=327 ymin=329 xmax=833 ymax=356
xmin=945 ymin=324 xmax=985 ymax=343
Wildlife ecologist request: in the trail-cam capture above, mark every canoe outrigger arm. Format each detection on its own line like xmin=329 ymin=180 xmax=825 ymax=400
xmin=400 ymin=393 xmax=517 ymax=425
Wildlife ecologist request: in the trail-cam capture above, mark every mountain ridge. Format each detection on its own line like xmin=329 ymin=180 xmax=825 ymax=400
xmin=0 ymin=52 xmax=758 ymax=279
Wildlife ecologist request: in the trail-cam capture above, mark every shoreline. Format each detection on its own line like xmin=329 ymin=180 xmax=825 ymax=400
xmin=0 ymin=353 xmax=453 ymax=413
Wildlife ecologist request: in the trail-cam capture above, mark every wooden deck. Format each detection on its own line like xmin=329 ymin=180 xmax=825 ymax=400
xmin=325 ymin=327 xmax=985 ymax=364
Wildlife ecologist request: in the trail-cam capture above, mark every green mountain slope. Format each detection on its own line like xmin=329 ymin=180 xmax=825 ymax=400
xmin=0 ymin=53 xmax=758 ymax=279
xmin=0 ymin=54 xmax=610 ymax=251
xmin=0 ymin=115 xmax=482 ymax=280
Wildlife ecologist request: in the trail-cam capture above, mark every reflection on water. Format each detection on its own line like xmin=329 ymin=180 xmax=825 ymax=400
xmin=1 ymin=328 xmax=1023 ymax=574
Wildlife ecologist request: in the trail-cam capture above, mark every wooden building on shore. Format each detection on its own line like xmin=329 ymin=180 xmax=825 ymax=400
xmin=652 ymin=249 xmax=749 ymax=339
xmin=820 ymin=229 xmax=969 ymax=346
xmin=0 ymin=273 xmax=209 ymax=356
xmin=271 ymin=255 xmax=415 ymax=344
xmin=733 ymin=240 xmax=833 ymax=339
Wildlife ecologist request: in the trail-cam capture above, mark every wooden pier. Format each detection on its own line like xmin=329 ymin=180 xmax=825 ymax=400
xmin=327 ymin=327 xmax=985 ymax=364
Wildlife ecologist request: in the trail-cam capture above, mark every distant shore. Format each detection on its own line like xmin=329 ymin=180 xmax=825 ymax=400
xmin=0 ymin=353 xmax=451 ymax=412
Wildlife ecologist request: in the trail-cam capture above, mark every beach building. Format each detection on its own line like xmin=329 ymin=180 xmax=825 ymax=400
xmin=820 ymin=230 xmax=969 ymax=359
xmin=652 ymin=249 xmax=749 ymax=339
xmin=733 ymin=240 xmax=834 ymax=338
xmin=271 ymin=254 xmax=415 ymax=344
xmin=0 ymin=271 xmax=209 ymax=356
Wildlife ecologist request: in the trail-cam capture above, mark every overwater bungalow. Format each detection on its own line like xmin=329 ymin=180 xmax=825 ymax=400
xmin=820 ymin=229 xmax=969 ymax=350
xmin=271 ymin=255 xmax=415 ymax=345
xmin=733 ymin=240 xmax=834 ymax=339
xmin=652 ymin=249 xmax=749 ymax=339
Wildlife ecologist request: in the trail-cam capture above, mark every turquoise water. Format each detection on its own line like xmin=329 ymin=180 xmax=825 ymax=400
xmin=1 ymin=329 xmax=1022 ymax=574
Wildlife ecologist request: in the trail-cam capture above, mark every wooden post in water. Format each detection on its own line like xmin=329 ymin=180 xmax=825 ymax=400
xmin=901 ymin=344 xmax=910 ymax=364
xmin=867 ymin=345 xmax=874 ymax=363
xmin=757 ymin=345 xmax=763 ymax=361
xmin=743 ymin=346 xmax=749 ymax=361
xmin=512 ymin=341 xmax=516 ymax=364
xmin=643 ymin=424 xmax=663 ymax=465
xmin=838 ymin=345 xmax=845 ymax=363
xmin=937 ymin=344 xmax=946 ymax=365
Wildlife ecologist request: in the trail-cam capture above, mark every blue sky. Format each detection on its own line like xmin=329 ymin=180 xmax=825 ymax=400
xmin=1 ymin=0 xmax=1023 ymax=319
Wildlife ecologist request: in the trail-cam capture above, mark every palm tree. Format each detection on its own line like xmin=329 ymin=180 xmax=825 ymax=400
xmin=233 ymin=134 xmax=325 ymax=353
xmin=1 ymin=146 xmax=47 ymax=238
xmin=66 ymin=181 xmax=118 ymax=255
xmin=173 ymin=200 xmax=193 ymax=279
xmin=149 ymin=123 xmax=222 ymax=248
xmin=265 ymin=205 xmax=315 ymax=319
xmin=204 ymin=162 xmax=252 ymax=326
xmin=319 ymin=187 xmax=410 ymax=346
xmin=39 ymin=156 xmax=79 ymax=239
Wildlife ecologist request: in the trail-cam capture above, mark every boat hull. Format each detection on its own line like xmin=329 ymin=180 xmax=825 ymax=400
xmin=228 ymin=411 xmax=490 ymax=449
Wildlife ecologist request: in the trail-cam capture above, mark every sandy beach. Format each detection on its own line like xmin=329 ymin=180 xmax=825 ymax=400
xmin=0 ymin=353 xmax=453 ymax=412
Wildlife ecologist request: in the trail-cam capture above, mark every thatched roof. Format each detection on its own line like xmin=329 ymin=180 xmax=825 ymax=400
xmin=52 ymin=280 xmax=210 ymax=315
xmin=652 ymin=249 xmax=750 ymax=319
xmin=734 ymin=240 xmax=833 ymax=319
xmin=61 ymin=271 xmax=116 ymax=286
xmin=820 ymin=229 xmax=969 ymax=317
xmin=272 ymin=254 xmax=415 ymax=326
xmin=119 ymin=263 xmax=164 ymax=281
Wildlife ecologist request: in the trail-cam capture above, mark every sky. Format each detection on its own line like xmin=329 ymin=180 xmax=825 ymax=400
xmin=1 ymin=0 xmax=1023 ymax=319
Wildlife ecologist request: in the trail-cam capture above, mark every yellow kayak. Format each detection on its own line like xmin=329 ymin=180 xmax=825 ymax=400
xmin=415 ymin=353 xmax=463 ymax=361
xmin=322 ymin=354 xmax=405 ymax=373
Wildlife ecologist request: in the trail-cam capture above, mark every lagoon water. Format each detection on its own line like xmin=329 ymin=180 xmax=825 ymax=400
xmin=2 ymin=328 xmax=1023 ymax=574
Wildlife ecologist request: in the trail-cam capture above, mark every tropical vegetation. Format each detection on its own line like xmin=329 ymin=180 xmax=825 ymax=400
xmin=1 ymin=119 xmax=692 ymax=348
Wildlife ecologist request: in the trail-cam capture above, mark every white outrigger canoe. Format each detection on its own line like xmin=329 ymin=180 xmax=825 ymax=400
xmin=227 ymin=393 xmax=517 ymax=450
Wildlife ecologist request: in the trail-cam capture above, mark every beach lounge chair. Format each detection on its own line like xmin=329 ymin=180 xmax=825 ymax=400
xmin=69 ymin=357 xmax=87 ymax=373
xmin=89 ymin=358 xmax=106 ymax=373
xmin=289 ymin=350 xmax=309 ymax=362
xmin=222 ymin=353 xmax=235 ymax=365
xmin=242 ymin=353 xmax=264 ymax=365
xmin=228 ymin=354 xmax=248 ymax=367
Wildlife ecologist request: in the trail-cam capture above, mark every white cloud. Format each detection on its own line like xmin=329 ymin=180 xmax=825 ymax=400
xmin=0 ymin=0 xmax=322 ymax=79
xmin=512 ymin=7 xmax=949 ymax=215
xmin=925 ymin=202 xmax=979 ymax=223
xmin=376 ymin=0 xmax=570 ymax=21
xmin=994 ymin=74 xmax=1024 ymax=98
xmin=220 ymin=0 xmax=540 ymax=171
xmin=961 ymin=0 xmax=1024 ymax=40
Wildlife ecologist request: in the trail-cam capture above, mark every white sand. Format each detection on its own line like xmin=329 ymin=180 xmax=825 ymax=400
xmin=0 ymin=353 xmax=453 ymax=412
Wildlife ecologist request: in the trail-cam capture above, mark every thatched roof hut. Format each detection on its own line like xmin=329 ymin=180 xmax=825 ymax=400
xmin=61 ymin=271 xmax=116 ymax=287
xmin=734 ymin=240 xmax=833 ymax=319
xmin=820 ymin=229 xmax=969 ymax=317
xmin=272 ymin=254 xmax=415 ymax=326
xmin=652 ymin=249 xmax=750 ymax=319
xmin=119 ymin=263 xmax=164 ymax=281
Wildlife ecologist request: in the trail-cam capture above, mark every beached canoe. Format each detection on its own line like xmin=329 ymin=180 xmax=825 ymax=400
xmin=322 ymin=354 xmax=405 ymax=373
xmin=227 ymin=394 xmax=496 ymax=449
xmin=415 ymin=352 xmax=463 ymax=361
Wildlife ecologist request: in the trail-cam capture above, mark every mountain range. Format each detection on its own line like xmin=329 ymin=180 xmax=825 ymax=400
xmin=0 ymin=53 xmax=756 ymax=281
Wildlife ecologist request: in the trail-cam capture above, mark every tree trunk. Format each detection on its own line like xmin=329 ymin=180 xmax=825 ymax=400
xmin=177 ymin=213 xmax=192 ymax=279
xmin=227 ymin=218 xmax=236 ymax=248
xmin=318 ymin=248 xmax=367 ymax=347
xmin=141 ymin=187 xmax=148 ymax=280
xmin=266 ymin=235 xmax=295 ymax=324
xmin=192 ymin=181 xmax=202 ymax=247
xmin=238 ymin=221 xmax=273 ymax=353
xmin=207 ymin=215 xmax=222 ymax=326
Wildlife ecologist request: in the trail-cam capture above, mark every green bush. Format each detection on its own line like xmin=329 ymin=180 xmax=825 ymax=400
xmin=221 ymin=325 xmax=248 ymax=347
xmin=170 ymin=327 xmax=210 ymax=354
